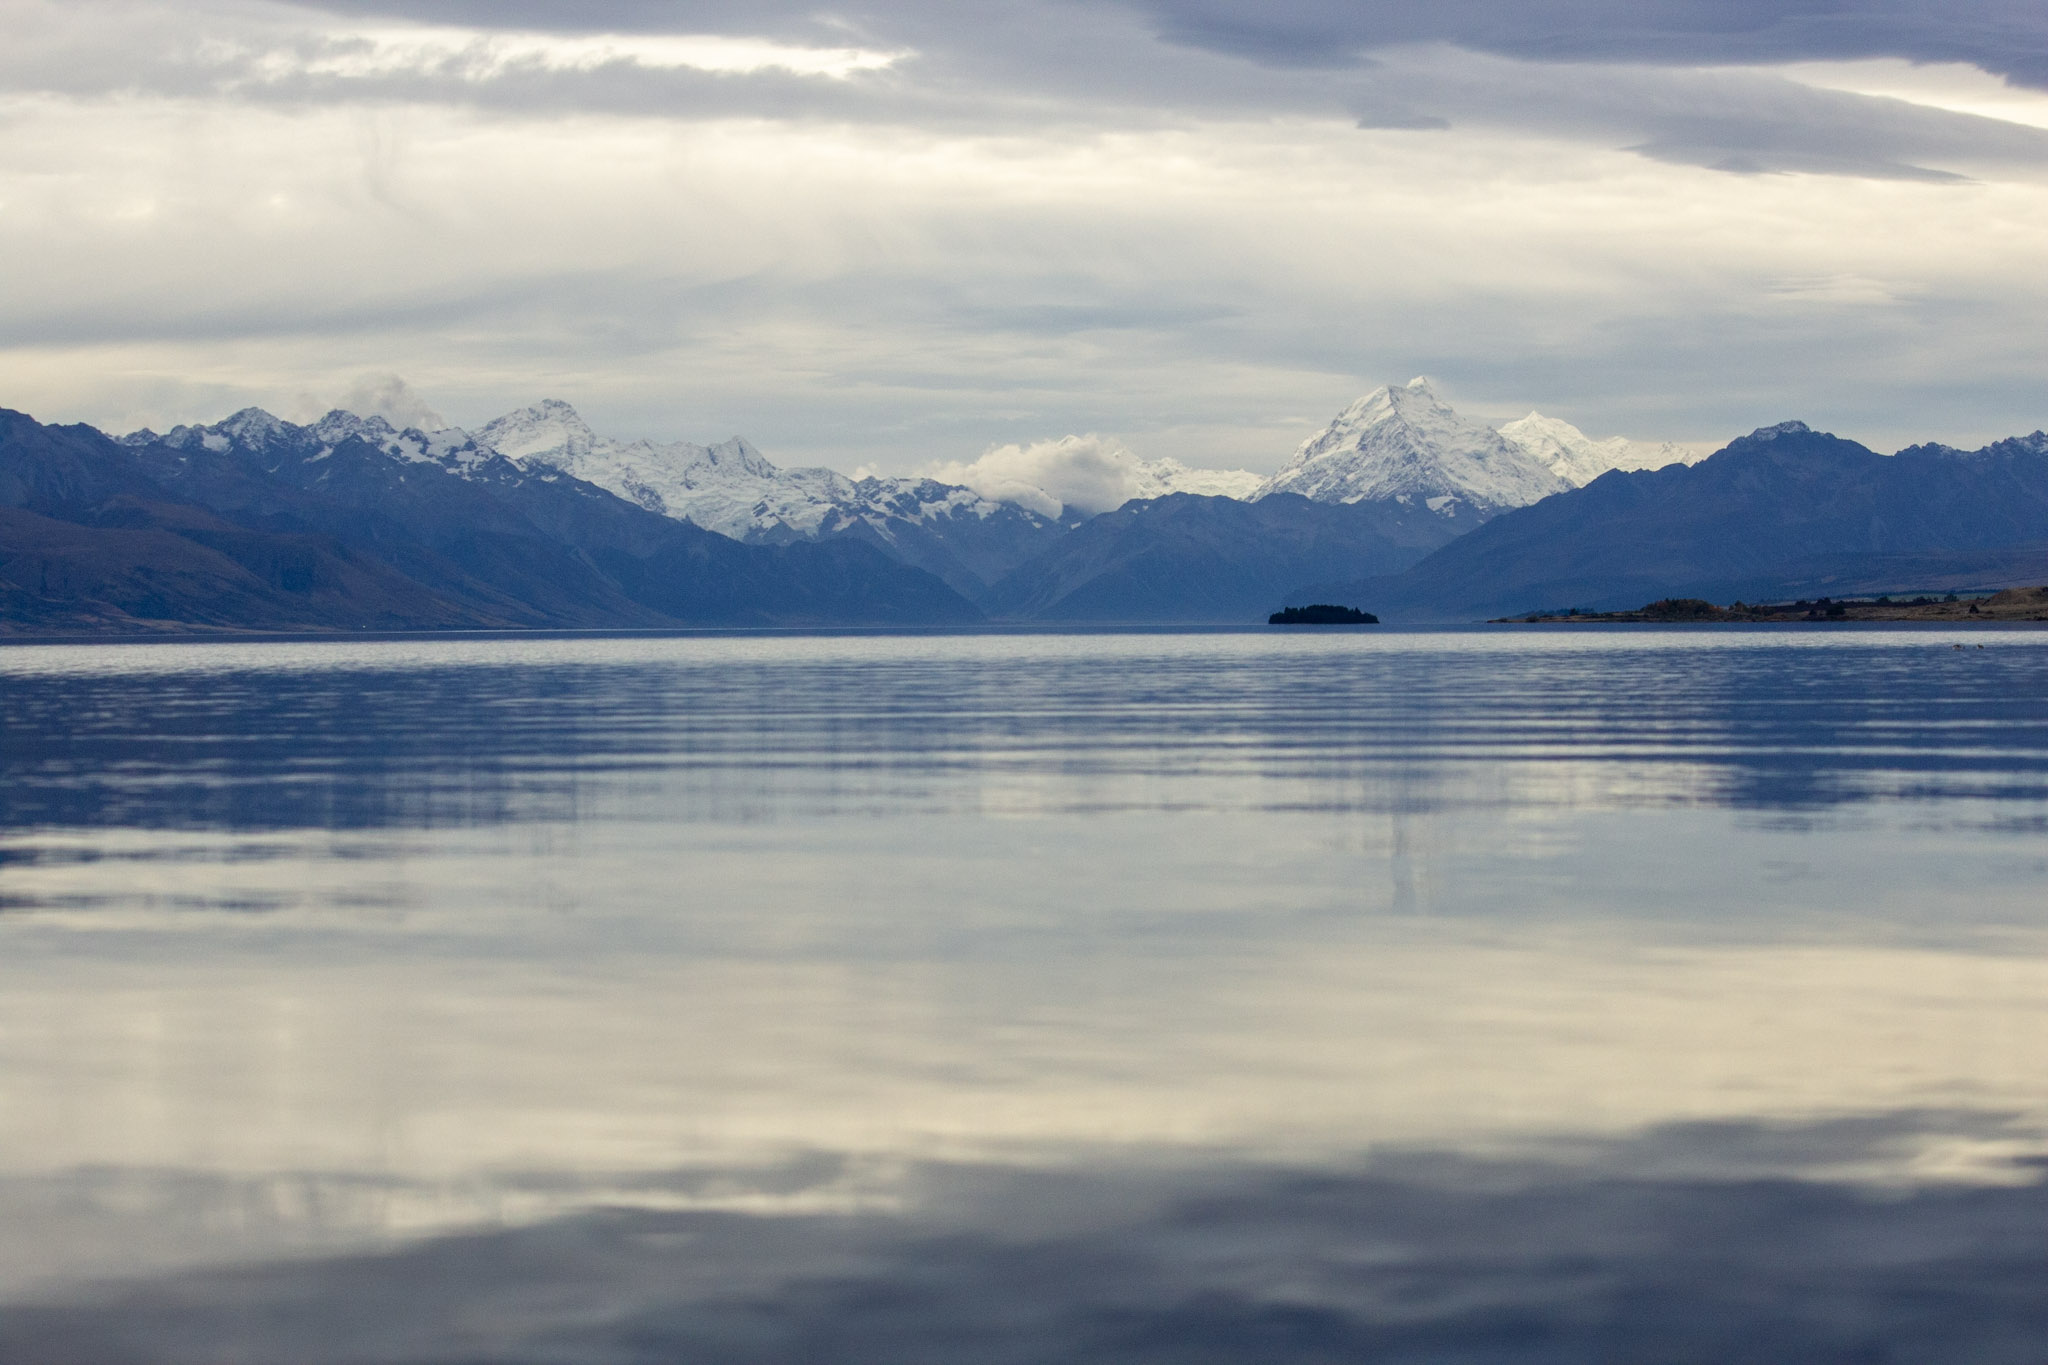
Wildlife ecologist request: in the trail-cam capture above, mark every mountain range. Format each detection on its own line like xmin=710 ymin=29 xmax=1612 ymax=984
xmin=0 ymin=409 xmax=979 ymax=632
xmin=464 ymin=400 xmax=1071 ymax=605
xmin=5 ymin=382 xmax=2044 ymax=632
xmin=1301 ymin=422 xmax=2048 ymax=621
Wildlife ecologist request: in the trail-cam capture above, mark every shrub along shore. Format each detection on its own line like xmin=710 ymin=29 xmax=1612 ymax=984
xmin=1497 ymin=587 xmax=2048 ymax=623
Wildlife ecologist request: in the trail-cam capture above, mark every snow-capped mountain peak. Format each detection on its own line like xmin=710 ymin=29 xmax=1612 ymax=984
xmin=137 ymin=405 xmax=496 ymax=473
xmin=454 ymin=404 xmax=1080 ymax=599
xmin=151 ymin=406 xmax=294 ymax=454
xmin=474 ymin=399 xmax=605 ymax=467
xmin=694 ymin=436 xmax=780 ymax=482
xmin=1498 ymin=411 xmax=1699 ymax=485
xmin=1255 ymin=379 xmax=1567 ymax=517
xmin=310 ymin=409 xmax=398 ymax=446
xmin=473 ymin=404 xmax=841 ymax=527
xmin=217 ymin=407 xmax=293 ymax=445
xmin=459 ymin=403 xmax=1082 ymax=563
xmin=305 ymin=408 xmax=493 ymax=467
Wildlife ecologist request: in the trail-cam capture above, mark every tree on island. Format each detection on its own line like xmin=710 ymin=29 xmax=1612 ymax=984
xmin=1641 ymin=598 xmax=1721 ymax=619
xmin=1270 ymin=604 xmax=1379 ymax=625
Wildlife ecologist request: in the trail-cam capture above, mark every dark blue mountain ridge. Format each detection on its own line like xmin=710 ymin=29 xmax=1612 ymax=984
xmin=131 ymin=406 xmax=1065 ymax=614
xmin=0 ymin=409 xmax=490 ymax=631
xmin=983 ymin=491 xmax=1466 ymax=623
xmin=0 ymin=407 xmax=981 ymax=633
xmin=1295 ymin=422 xmax=2048 ymax=621
xmin=810 ymin=475 xmax=1073 ymax=609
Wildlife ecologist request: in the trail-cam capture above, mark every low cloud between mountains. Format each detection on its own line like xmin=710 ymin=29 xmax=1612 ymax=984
xmin=927 ymin=435 xmax=1156 ymax=519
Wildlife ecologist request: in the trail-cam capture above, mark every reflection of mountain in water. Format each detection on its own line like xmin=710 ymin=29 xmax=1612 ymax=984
xmin=5 ymin=633 xmax=2048 ymax=835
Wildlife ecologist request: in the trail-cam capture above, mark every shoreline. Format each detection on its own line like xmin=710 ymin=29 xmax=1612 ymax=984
xmin=1496 ymin=587 xmax=2048 ymax=624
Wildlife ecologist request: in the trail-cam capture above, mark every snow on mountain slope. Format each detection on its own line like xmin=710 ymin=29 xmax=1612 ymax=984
xmin=1255 ymin=378 xmax=1568 ymax=517
xmin=475 ymin=400 xmax=1045 ymax=544
xmin=476 ymin=400 xmax=821 ymax=538
xmin=130 ymin=399 xmax=1069 ymax=599
xmin=465 ymin=401 xmax=1078 ymax=601
xmin=131 ymin=391 xmax=1689 ymax=549
xmin=132 ymin=407 xmax=497 ymax=472
xmin=1498 ymin=412 xmax=1700 ymax=486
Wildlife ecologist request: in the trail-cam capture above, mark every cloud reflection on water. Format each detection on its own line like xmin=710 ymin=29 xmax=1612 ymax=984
xmin=1 ymin=630 xmax=2046 ymax=1360
xmin=6 ymin=1117 xmax=2048 ymax=1364
xmin=3 ymin=630 xmax=2047 ymax=833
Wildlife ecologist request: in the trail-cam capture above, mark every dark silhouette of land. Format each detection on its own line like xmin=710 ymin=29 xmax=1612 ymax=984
xmin=1498 ymin=587 xmax=2048 ymax=623
xmin=1269 ymin=603 xmax=1378 ymax=624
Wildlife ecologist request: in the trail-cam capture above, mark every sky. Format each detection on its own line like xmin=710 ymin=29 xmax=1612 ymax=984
xmin=3 ymin=0 xmax=2048 ymax=474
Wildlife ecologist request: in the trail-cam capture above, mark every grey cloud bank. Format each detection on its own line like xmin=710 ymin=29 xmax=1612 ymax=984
xmin=1141 ymin=0 xmax=2048 ymax=85
xmin=1 ymin=0 xmax=2045 ymax=471
xmin=293 ymin=0 xmax=2048 ymax=83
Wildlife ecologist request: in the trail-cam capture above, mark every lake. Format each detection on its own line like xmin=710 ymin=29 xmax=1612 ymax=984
xmin=2 ymin=627 xmax=2046 ymax=1362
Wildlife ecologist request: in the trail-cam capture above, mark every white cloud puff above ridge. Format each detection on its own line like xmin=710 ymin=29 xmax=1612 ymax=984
xmin=927 ymin=434 xmax=1144 ymax=518
xmin=927 ymin=434 xmax=1264 ymax=517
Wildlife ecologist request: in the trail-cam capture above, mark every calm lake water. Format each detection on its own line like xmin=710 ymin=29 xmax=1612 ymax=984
xmin=2 ymin=627 xmax=2046 ymax=1363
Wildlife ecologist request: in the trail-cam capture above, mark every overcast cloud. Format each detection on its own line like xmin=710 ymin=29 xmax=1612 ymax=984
xmin=2 ymin=0 xmax=2045 ymax=470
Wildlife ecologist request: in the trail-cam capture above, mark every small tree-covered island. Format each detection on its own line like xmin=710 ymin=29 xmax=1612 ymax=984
xmin=1270 ymin=603 xmax=1380 ymax=625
